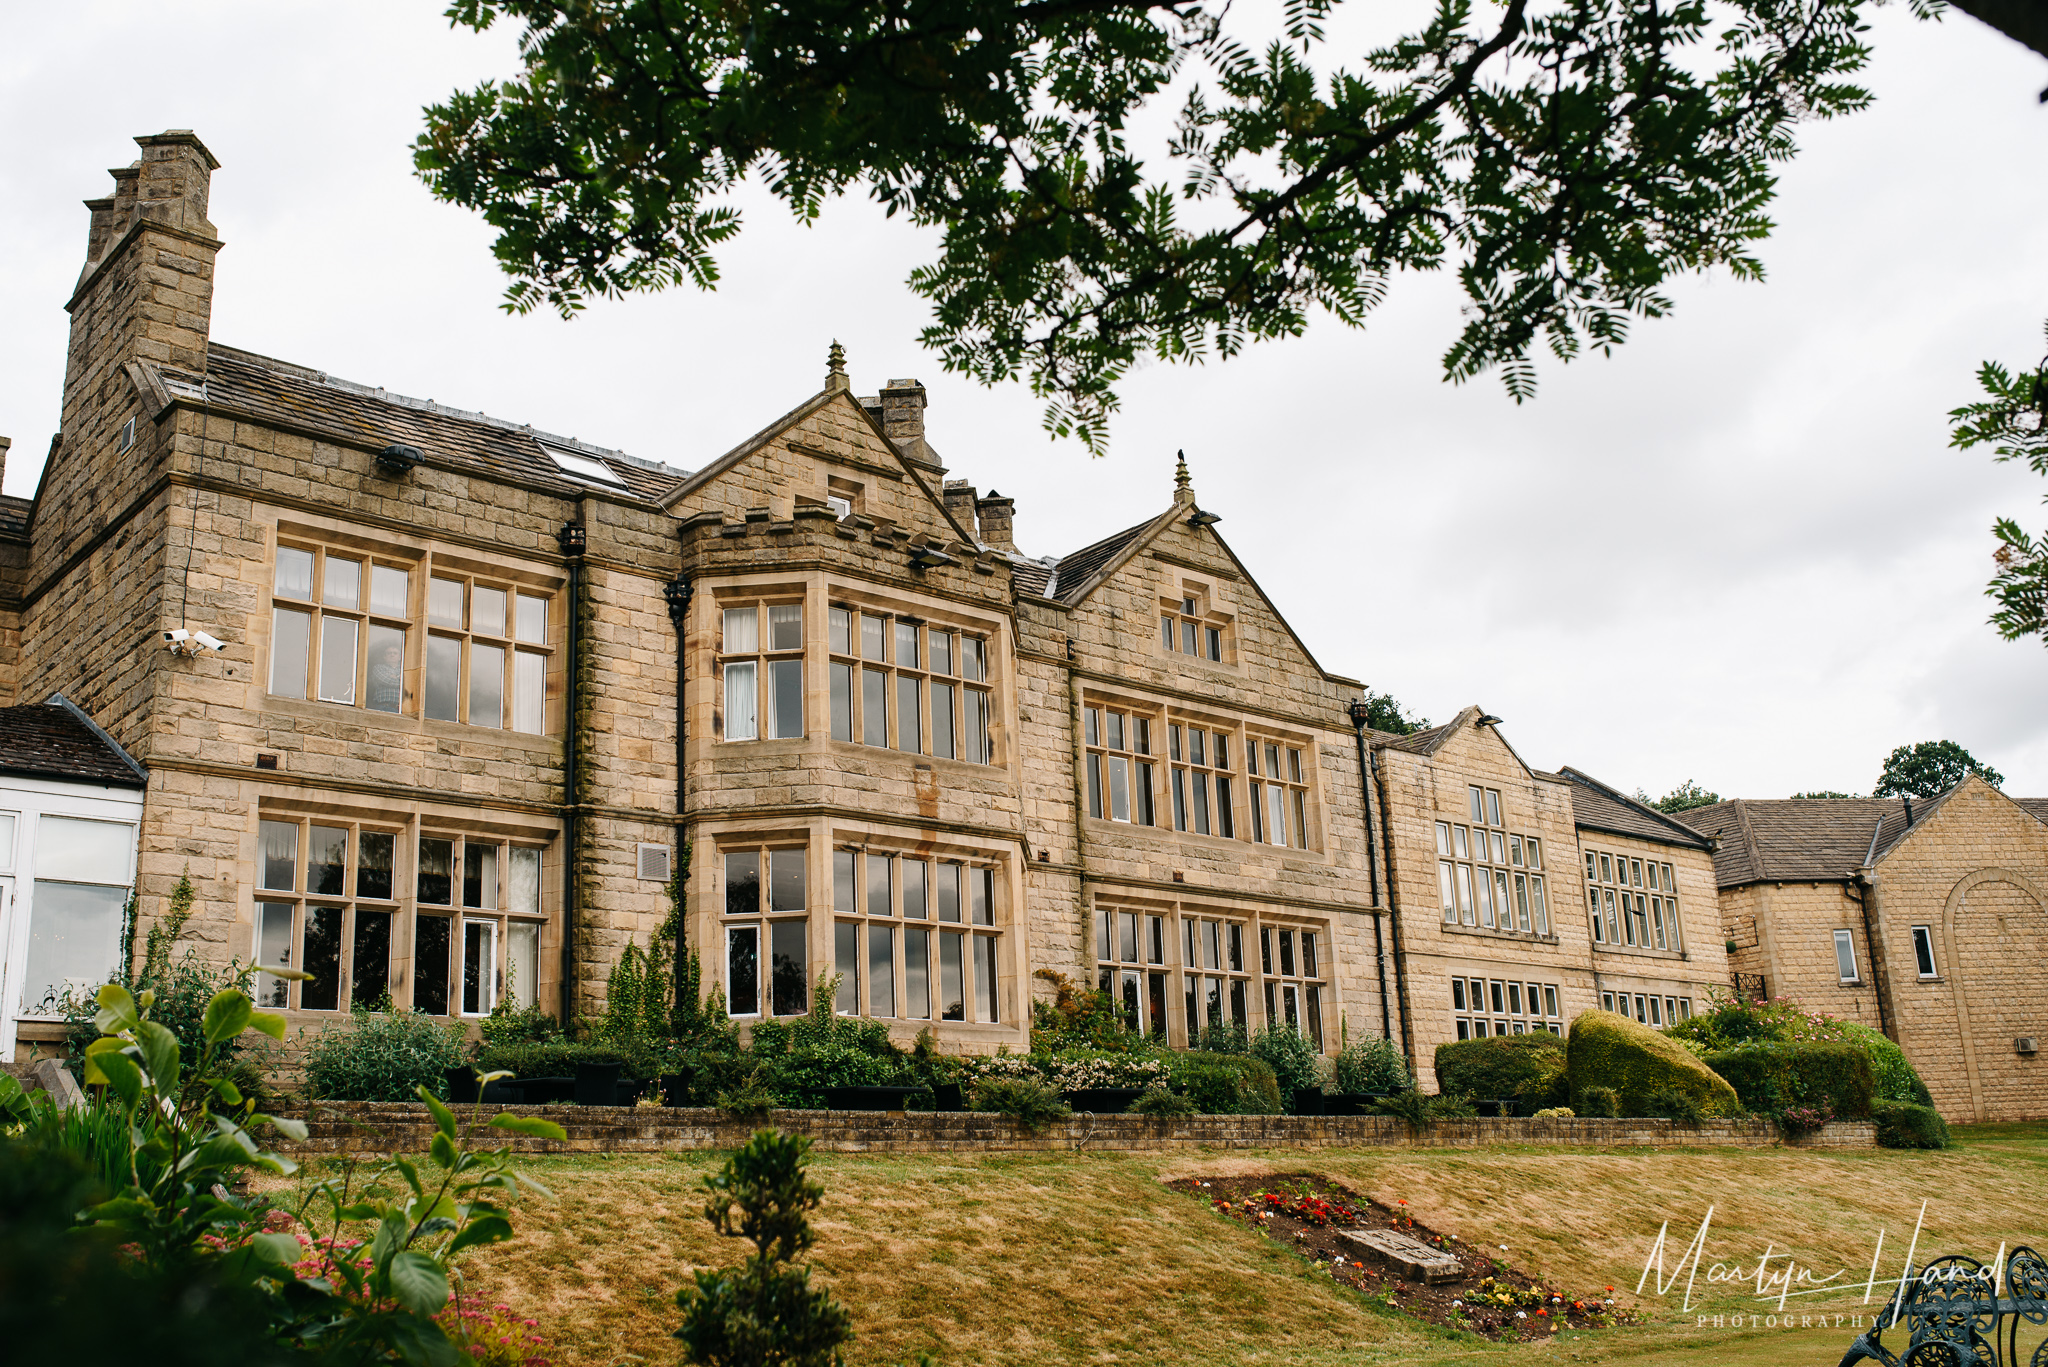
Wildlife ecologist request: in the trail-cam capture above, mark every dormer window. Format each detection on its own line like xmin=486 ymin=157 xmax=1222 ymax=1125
xmin=543 ymin=445 xmax=627 ymax=489
xmin=1162 ymin=594 xmax=1225 ymax=661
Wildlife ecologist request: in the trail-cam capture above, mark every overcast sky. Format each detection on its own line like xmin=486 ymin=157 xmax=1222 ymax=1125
xmin=5 ymin=2 xmax=2046 ymax=799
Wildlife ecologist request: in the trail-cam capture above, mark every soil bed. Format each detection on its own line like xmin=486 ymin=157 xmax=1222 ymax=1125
xmin=1164 ymin=1172 xmax=1636 ymax=1341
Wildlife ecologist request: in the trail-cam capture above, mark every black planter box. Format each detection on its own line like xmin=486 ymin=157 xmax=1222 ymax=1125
xmin=1474 ymin=1098 xmax=1518 ymax=1118
xmin=444 ymin=1067 xmax=479 ymax=1104
xmin=660 ymin=1072 xmax=696 ymax=1108
xmin=819 ymin=1085 xmax=926 ymax=1112
xmin=932 ymin=1082 xmax=967 ymax=1113
xmin=1064 ymin=1088 xmax=1144 ymax=1114
xmin=574 ymin=1062 xmax=623 ymax=1106
xmin=516 ymin=1076 xmax=574 ymax=1104
xmin=479 ymin=1078 xmax=524 ymax=1106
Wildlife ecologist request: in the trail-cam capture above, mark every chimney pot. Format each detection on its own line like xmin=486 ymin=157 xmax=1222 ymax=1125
xmin=942 ymin=479 xmax=979 ymax=540
xmin=975 ymin=490 xmax=1017 ymax=553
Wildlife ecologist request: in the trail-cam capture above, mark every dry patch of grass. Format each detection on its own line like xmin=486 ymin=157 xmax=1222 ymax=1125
xmin=274 ymin=1124 xmax=2048 ymax=1367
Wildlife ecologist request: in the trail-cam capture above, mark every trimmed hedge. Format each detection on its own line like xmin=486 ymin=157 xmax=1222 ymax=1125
xmin=1872 ymin=1100 xmax=1952 ymax=1149
xmin=1567 ymin=1010 xmax=1740 ymax=1118
xmin=1167 ymin=1053 xmax=1283 ymax=1114
xmin=1434 ymin=1033 xmax=1567 ymax=1110
xmin=1833 ymin=1022 xmax=1936 ymax=1107
xmin=303 ymin=1008 xmax=465 ymax=1101
xmin=1702 ymin=1042 xmax=1874 ymax=1120
xmin=473 ymin=1039 xmax=662 ymax=1082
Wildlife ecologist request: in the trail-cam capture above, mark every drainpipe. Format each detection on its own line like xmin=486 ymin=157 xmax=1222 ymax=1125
xmin=1347 ymin=703 xmax=1393 ymax=1044
xmin=1855 ymin=816 xmax=1891 ymax=1040
xmin=664 ymin=574 xmax=693 ymax=1020
xmin=1367 ymin=743 xmax=1415 ymax=1073
xmin=557 ymin=521 xmax=587 ymax=1025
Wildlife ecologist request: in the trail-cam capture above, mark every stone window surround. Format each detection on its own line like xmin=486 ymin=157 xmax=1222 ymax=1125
xmin=710 ymin=825 xmax=1014 ymax=1032
xmin=1090 ymin=893 xmax=1329 ymax=1049
xmin=1080 ymin=689 xmax=1323 ymax=853
xmin=248 ymin=798 xmax=558 ymax=1023
xmin=825 ymin=602 xmax=990 ymax=762
xmin=1451 ymin=972 xmax=1562 ymax=1040
xmin=1159 ymin=582 xmax=1233 ymax=665
xmin=266 ymin=520 xmax=561 ymax=736
xmin=1434 ymin=801 xmax=1551 ymax=938
xmin=1581 ymin=843 xmax=1686 ymax=954
xmin=1599 ymin=987 xmax=1695 ymax=1028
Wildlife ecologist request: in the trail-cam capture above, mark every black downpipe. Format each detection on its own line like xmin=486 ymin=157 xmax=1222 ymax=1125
xmin=1370 ymin=744 xmax=1415 ymax=1072
xmin=557 ymin=523 xmax=586 ymax=1025
xmin=665 ymin=575 xmax=693 ymax=1021
xmin=1350 ymin=718 xmax=1393 ymax=1044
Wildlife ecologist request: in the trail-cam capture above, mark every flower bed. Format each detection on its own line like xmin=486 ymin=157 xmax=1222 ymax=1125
xmin=1166 ymin=1173 xmax=1638 ymax=1341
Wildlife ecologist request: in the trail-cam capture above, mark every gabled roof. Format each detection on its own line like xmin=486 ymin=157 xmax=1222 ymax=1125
xmin=1557 ymin=768 xmax=1715 ymax=851
xmin=1039 ymin=517 xmax=1164 ymax=605
xmin=1374 ymin=707 xmax=1545 ymax=783
xmin=1672 ymin=797 xmax=1924 ymax=888
xmin=0 ymin=695 xmax=147 ymax=789
xmin=161 ymin=345 xmax=691 ymax=502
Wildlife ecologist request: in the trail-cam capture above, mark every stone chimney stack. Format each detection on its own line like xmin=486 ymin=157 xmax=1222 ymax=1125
xmin=976 ymin=490 xmax=1016 ymax=553
xmin=942 ymin=479 xmax=979 ymax=540
xmin=63 ymin=131 xmax=222 ymax=451
xmin=0 ymin=436 xmax=10 ymax=493
xmin=875 ymin=377 xmax=944 ymax=473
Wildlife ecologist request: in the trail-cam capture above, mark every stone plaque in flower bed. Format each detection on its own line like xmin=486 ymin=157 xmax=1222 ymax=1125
xmin=1166 ymin=1172 xmax=1639 ymax=1342
xmin=1339 ymin=1228 xmax=1465 ymax=1283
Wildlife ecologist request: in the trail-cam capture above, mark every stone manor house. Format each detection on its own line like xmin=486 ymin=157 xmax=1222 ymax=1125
xmin=1 ymin=131 xmax=2042 ymax=1121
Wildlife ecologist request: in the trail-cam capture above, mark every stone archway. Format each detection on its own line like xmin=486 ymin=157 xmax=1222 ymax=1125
xmin=1943 ymin=869 xmax=2048 ymax=1121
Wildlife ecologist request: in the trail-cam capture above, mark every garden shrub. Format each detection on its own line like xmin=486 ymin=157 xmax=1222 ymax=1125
xmin=1567 ymin=1010 xmax=1739 ymax=1118
xmin=1833 ymin=1021 xmax=1936 ymax=1107
xmin=1642 ymin=1087 xmax=1704 ymax=1125
xmin=1532 ymin=1107 xmax=1574 ymax=1119
xmin=1194 ymin=1020 xmax=1251 ymax=1055
xmin=473 ymin=1037 xmax=661 ymax=1082
xmin=970 ymin=1076 xmax=1072 ymax=1133
xmin=1704 ymin=1041 xmax=1875 ymax=1121
xmin=1671 ymin=994 xmax=1935 ymax=1107
xmin=1131 ymin=1086 xmax=1198 ymax=1118
xmin=478 ymin=997 xmax=564 ymax=1048
xmin=1249 ymin=1025 xmax=1322 ymax=1110
xmin=1335 ymin=1033 xmax=1411 ymax=1094
xmin=303 ymin=1004 xmax=464 ymax=1100
xmin=1164 ymin=1052 xmax=1281 ymax=1114
xmin=1871 ymin=1100 xmax=1952 ymax=1150
xmin=1433 ymin=1032 xmax=1567 ymax=1110
xmin=1578 ymin=1086 xmax=1620 ymax=1119
xmin=1368 ymin=1089 xmax=1474 ymax=1128
xmin=1029 ymin=970 xmax=1141 ymax=1052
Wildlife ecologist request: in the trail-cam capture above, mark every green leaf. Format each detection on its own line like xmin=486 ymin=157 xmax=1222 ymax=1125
xmin=92 ymin=1049 xmax=144 ymax=1105
xmin=388 ymin=1251 xmax=450 ymax=1315
xmin=430 ymin=1131 xmax=460 ymax=1171
xmin=489 ymin=1113 xmax=567 ymax=1141
xmin=392 ymin=1154 xmax=425 ymax=1197
xmin=94 ymin=983 xmax=140 ymax=1034
xmin=135 ymin=1020 xmax=181 ymax=1093
xmin=446 ymin=1213 xmax=513 ymax=1256
xmin=211 ymin=1077 xmax=245 ymax=1107
xmin=378 ymin=1312 xmax=460 ymax=1367
xmin=247 ymin=1009 xmax=288 ymax=1041
xmin=370 ymin=1208 xmax=409 ymax=1271
xmin=419 ymin=1086 xmax=458 ymax=1140
xmin=0 ymin=1072 xmax=31 ymax=1124
xmin=202 ymin=988 xmax=254 ymax=1044
xmin=252 ymin=1230 xmax=305 ymax=1265
xmin=507 ymin=1167 xmax=553 ymax=1199
xmin=258 ymin=1113 xmax=308 ymax=1141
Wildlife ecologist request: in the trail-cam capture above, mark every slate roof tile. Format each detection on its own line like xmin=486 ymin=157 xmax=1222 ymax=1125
xmin=0 ymin=698 xmax=146 ymax=788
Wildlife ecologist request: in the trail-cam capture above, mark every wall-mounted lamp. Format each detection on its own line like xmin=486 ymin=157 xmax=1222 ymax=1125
xmin=557 ymin=523 xmax=587 ymax=557
xmin=664 ymin=576 xmax=694 ymax=624
xmin=375 ymin=443 xmax=421 ymax=476
xmin=1477 ymin=714 xmax=1504 ymax=727
xmin=1187 ymin=509 xmax=1222 ymax=528
xmin=909 ymin=546 xmax=955 ymax=571
xmin=1346 ymin=697 xmax=1374 ymax=730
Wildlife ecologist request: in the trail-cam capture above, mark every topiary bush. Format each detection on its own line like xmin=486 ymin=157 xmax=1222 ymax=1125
xmin=1433 ymin=1033 xmax=1567 ymax=1110
xmin=1832 ymin=1021 xmax=1936 ymax=1107
xmin=1578 ymin=1086 xmax=1620 ymax=1119
xmin=1335 ymin=1033 xmax=1411 ymax=1094
xmin=1567 ymin=1010 xmax=1740 ymax=1118
xmin=1249 ymin=1026 xmax=1323 ymax=1111
xmin=1703 ymin=1041 xmax=1875 ymax=1121
xmin=302 ymin=1005 xmax=465 ymax=1100
xmin=1669 ymin=994 xmax=1936 ymax=1109
xmin=1871 ymin=1100 xmax=1952 ymax=1149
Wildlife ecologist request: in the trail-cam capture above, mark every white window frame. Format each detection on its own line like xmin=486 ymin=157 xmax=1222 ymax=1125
xmin=1833 ymin=928 xmax=1860 ymax=984
xmin=1911 ymin=924 xmax=1938 ymax=979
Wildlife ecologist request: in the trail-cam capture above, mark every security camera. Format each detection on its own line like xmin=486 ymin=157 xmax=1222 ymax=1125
xmin=192 ymin=631 xmax=225 ymax=652
xmin=163 ymin=629 xmax=190 ymax=646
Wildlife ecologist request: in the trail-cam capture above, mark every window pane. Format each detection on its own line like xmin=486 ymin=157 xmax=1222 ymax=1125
xmin=302 ymin=905 xmax=342 ymax=1011
xmin=894 ymin=620 xmax=919 ymax=668
xmin=1162 ymin=616 xmax=1175 ymax=650
xmin=418 ymin=837 xmax=453 ymax=904
xmin=770 ymin=603 xmax=803 ymax=651
xmin=258 ymin=820 xmax=298 ymax=891
xmin=903 ymin=859 xmax=929 ymax=919
xmin=514 ymin=592 xmax=547 ymax=643
xmin=254 ymin=903 xmax=294 ymax=1009
xmin=769 ymin=659 xmax=804 ymax=739
xmin=931 ymin=631 xmax=953 ymax=676
xmin=462 ymin=843 xmax=498 ymax=909
xmin=835 ymin=922 xmax=860 ymax=1014
xmin=1489 ymin=830 xmax=1506 ymax=864
xmin=830 ymin=662 xmax=854 ymax=741
xmin=1293 ymin=790 xmax=1307 ymax=848
xmin=896 ymin=675 xmax=921 ymax=752
xmin=936 ymin=863 xmax=961 ymax=922
xmin=508 ymin=847 xmax=540 ymax=916
xmin=1279 ymin=930 xmax=1296 ymax=976
xmin=1190 ymin=770 xmax=1210 ymax=834
xmin=1531 ymin=876 xmax=1548 ymax=935
xmin=965 ymin=690 xmax=989 ymax=763
xmin=323 ymin=555 xmax=361 ymax=610
xmin=1181 ymin=620 xmax=1197 ymax=654
xmin=353 ymin=910 xmax=392 ymax=1009
xmin=1834 ymin=930 xmax=1857 ymax=981
xmin=309 ymin=825 xmax=348 ymax=896
xmin=1106 ymin=712 xmax=1125 ymax=751
xmin=365 ymin=624 xmax=405 ymax=713
xmin=961 ymin=637 xmax=986 ymax=681
xmin=726 ymin=851 xmax=760 ymax=915
xmin=20 ymin=882 xmax=127 ymax=1015
xmin=771 ymin=921 xmax=808 ymax=1015
xmin=930 ymin=682 xmax=955 ymax=758
xmin=866 ymin=854 xmax=892 ymax=917
xmin=976 ymin=935 xmax=998 ymax=1022
xmin=1454 ymin=826 xmax=1469 ymax=859
xmin=724 ymin=661 xmax=758 ymax=740
xmin=770 ymin=849 xmax=805 ymax=912
xmin=317 ymin=616 xmax=359 ymax=703
xmin=722 ymin=607 xmax=758 ymax=653
xmin=473 ymin=586 xmax=507 ymax=637
xmin=428 ymin=577 xmax=465 ymax=629
xmin=425 ymin=634 xmax=461 ymax=721
xmin=863 ymin=668 xmax=887 ymax=746
xmin=1190 ymin=730 xmax=1206 ymax=766
xmin=1914 ymin=926 xmax=1936 ymax=977
xmin=507 ymin=921 xmax=540 ymax=1009
xmin=830 ymin=606 xmax=851 ymax=655
xmin=1171 ymin=769 xmax=1187 ymax=831
xmin=1488 ymin=790 xmax=1503 ymax=826
xmin=972 ymin=867 xmax=993 ymax=924
xmin=511 ymin=650 xmax=545 ymax=733
xmin=1206 ymin=627 xmax=1221 ymax=661
xmin=1469 ymin=786 xmax=1485 ymax=822
xmin=861 ymin=614 xmax=886 ymax=661
xmin=727 ymin=926 xmax=760 ymax=1015
xmin=1267 ymin=785 xmax=1287 ymax=847
xmin=868 ymin=925 xmax=895 ymax=1016
xmin=371 ymin=564 xmax=410 ymax=618
xmin=276 ymin=546 xmax=314 ymax=599
xmin=469 ymin=642 xmax=504 ymax=728
xmin=940 ymin=931 xmax=965 ymax=1021
xmin=1144 ymin=764 xmax=1161 ymax=828
xmin=271 ymin=607 xmax=312 ymax=698
xmin=414 ymin=914 xmax=450 ymax=1014
xmin=905 ymin=928 xmax=931 ymax=1019
xmin=1108 ymin=756 xmax=1130 ymax=822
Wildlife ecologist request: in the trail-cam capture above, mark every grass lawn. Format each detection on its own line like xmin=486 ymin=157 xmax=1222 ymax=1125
xmin=269 ymin=1122 xmax=2048 ymax=1367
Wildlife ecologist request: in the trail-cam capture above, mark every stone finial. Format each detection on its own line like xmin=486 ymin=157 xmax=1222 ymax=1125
xmin=1173 ymin=449 xmax=1194 ymax=507
xmin=825 ymin=340 xmax=849 ymax=392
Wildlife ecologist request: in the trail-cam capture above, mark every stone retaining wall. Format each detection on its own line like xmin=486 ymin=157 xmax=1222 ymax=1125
xmin=283 ymin=1102 xmax=1875 ymax=1156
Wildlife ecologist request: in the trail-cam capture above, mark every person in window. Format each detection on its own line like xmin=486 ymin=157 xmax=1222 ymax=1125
xmin=367 ymin=639 xmax=404 ymax=712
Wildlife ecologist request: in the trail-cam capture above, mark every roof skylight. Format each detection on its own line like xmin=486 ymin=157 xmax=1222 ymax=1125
xmin=543 ymin=444 xmax=628 ymax=488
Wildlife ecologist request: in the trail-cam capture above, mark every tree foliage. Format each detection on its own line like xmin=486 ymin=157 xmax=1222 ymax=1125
xmin=1640 ymin=779 xmax=1719 ymax=813
xmin=1873 ymin=739 xmax=2003 ymax=799
xmin=1352 ymin=688 xmax=1429 ymax=737
xmin=1789 ymin=790 xmax=1857 ymax=799
xmin=416 ymin=0 xmax=1889 ymax=451
xmin=1949 ymin=321 xmax=2048 ymax=645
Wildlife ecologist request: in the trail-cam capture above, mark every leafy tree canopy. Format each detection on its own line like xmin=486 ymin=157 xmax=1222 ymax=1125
xmin=1790 ymin=789 xmax=1859 ymax=798
xmin=1949 ymin=321 xmax=2048 ymax=645
xmin=1637 ymin=779 xmax=1720 ymax=813
xmin=416 ymin=0 xmax=1904 ymax=451
xmin=1873 ymin=740 xmax=2004 ymax=799
xmin=1353 ymin=688 xmax=1429 ymax=736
